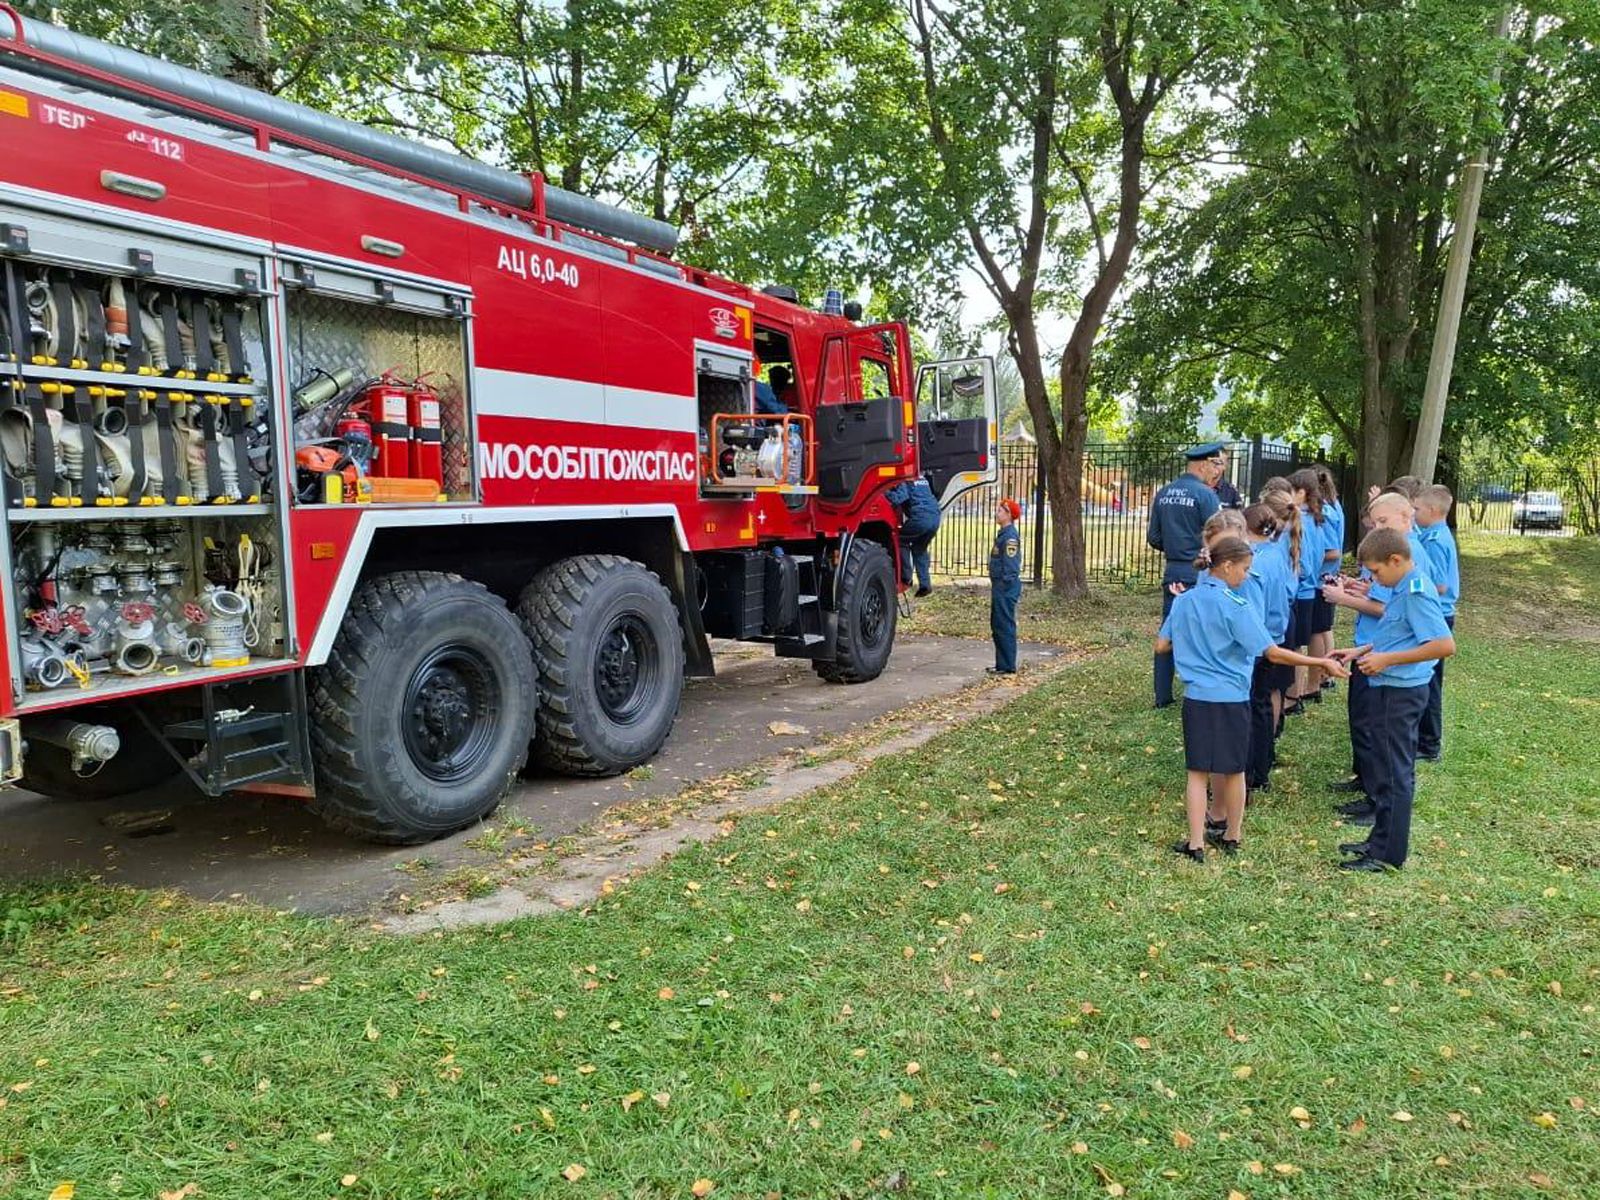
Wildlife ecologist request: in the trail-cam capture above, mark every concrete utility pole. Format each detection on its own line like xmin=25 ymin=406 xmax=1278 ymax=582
xmin=1412 ymin=6 xmax=1517 ymax=484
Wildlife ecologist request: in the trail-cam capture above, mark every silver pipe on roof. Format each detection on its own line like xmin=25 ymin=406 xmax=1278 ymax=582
xmin=5 ymin=15 xmax=680 ymax=254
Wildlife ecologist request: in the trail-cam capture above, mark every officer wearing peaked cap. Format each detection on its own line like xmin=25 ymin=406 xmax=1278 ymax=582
xmin=1148 ymin=442 xmax=1225 ymax=706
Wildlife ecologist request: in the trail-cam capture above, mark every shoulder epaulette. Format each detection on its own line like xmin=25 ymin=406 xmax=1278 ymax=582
xmin=1408 ymin=576 xmax=1427 ymax=594
xmin=1226 ymin=590 xmax=1249 ymax=605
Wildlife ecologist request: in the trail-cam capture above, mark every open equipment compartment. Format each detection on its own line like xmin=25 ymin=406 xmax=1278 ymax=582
xmin=0 ymin=203 xmax=294 ymax=709
xmin=282 ymin=259 xmax=474 ymax=505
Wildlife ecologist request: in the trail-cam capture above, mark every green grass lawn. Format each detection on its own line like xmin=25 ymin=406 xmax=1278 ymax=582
xmin=3 ymin=538 xmax=1597 ymax=1199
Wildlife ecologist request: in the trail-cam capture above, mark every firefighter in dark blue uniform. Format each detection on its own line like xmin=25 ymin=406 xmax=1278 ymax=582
xmin=988 ymin=497 xmax=1023 ymax=674
xmin=1148 ymin=443 xmax=1225 ymax=706
xmin=887 ymin=475 xmax=942 ymax=596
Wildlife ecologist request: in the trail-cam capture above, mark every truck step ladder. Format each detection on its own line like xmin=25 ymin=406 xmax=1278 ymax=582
xmin=138 ymin=673 xmax=312 ymax=796
xmin=774 ymin=553 xmax=827 ymax=657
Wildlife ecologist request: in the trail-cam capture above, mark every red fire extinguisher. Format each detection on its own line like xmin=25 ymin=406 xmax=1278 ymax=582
xmin=362 ymin=371 xmax=412 ymax=478
xmin=408 ymin=374 xmax=444 ymax=492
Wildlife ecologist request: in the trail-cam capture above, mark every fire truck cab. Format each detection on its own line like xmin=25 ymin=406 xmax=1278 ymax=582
xmin=0 ymin=11 xmax=999 ymax=843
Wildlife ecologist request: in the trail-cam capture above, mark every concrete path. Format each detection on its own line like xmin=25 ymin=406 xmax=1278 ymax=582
xmin=0 ymin=635 xmax=1060 ymax=915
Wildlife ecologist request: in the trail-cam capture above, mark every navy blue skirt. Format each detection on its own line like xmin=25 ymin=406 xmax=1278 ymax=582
xmin=1181 ymin=698 xmax=1250 ymax=774
xmin=1291 ymin=597 xmax=1315 ymax=648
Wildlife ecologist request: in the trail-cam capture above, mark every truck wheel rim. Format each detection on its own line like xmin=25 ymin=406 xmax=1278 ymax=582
xmin=860 ymin=578 xmax=888 ymax=649
xmin=402 ymin=645 xmax=499 ymax=783
xmin=595 ymin=613 xmax=658 ymax=726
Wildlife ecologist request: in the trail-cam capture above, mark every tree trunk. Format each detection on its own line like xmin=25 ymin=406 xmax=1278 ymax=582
xmin=219 ymin=0 xmax=272 ymax=90
xmin=1048 ymin=384 xmax=1089 ymax=599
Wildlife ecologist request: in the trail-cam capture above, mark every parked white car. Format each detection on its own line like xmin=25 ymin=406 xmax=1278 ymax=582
xmin=1513 ymin=490 xmax=1565 ymax=530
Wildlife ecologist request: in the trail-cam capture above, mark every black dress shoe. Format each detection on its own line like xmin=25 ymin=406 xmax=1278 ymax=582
xmin=1417 ymin=751 xmax=1441 ymax=763
xmin=1329 ymin=777 xmax=1365 ymax=794
xmin=1335 ymin=799 xmax=1375 ymax=817
xmin=1206 ymin=830 xmax=1241 ymax=855
xmin=1339 ymin=856 xmax=1398 ymax=873
xmin=1343 ymin=811 xmax=1376 ymax=827
xmin=1172 ymin=841 xmax=1205 ymax=863
xmin=1247 ymin=779 xmax=1271 ymax=794
xmin=1305 ymin=691 xmax=1322 ymax=705
xmin=914 ymin=586 xmax=933 ymax=598
xmin=1339 ymin=840 xmax=1372 ymax=856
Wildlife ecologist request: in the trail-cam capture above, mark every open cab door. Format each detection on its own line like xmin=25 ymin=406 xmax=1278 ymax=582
xmin=915 ymin=357 xmax=999 ymax=508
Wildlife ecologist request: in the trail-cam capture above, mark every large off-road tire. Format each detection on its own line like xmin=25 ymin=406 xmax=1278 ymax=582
xmin=518 ymin=555 xmax=684 ymax=776
xmin=20 ymin=702 xmax=180 ymax=800
xmin=308 ymin=572 xmax=535 ymax=844
xmin=813 ymin=540 xmax=896 ymax=684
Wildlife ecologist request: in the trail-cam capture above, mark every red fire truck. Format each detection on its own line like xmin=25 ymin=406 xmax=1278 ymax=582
xmin=0 ymin=11 xmax=998 ymax=843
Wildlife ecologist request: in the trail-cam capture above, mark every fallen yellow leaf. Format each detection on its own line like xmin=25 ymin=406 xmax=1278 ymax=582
xmin=1133 ymin=1036 xmax=1153 ymax=1050
xmin=562 ymin=1164 xmax=587 ymax=1182
xmin=652 ymin=1091 xmax=671 ymax=1108
xmin=1273 ymin=1163 xmax=1301 ymax=1176
xmin=340 ymin=1176 xmax=358 ymax=1188
xmin=1532 ymin=1111 xmax=1558 ymax=1129
xmin=47 ymin=1185 xmax=75 ymax=1200
xmin=968 ymin=953 xmax=985 ymax=963
xmin=657 ymin=987 xmax=675 ymax=1000
xmin=905 ymin=1062 xmax=921 ymax=1076
xmin=158 ymin=1187 xmax=199 ymax=1200
xmin=1172 ymin=1128 xmax=1194 ymax=1150
xmin=622 ymin=1090 xmax=645 ymax=1111
xmin=691 ymin=1180 xmax=715 ymax=1197
xmin=314 ymin=1131 xmax=334 ymax=1144
xmin=1232 ymin=1065 xmax=1253 ymax=1079
xmin=364 ymin=1019 xmax=380 ymax=1042
xmin=1289 ymin=1106 xmax=1310 ymax=1122
xmin=539 ymin=1107 xmax=555 ymax=1129
xmin=1228 ymin=1192 xmax=1248 ymax=1200
xmin=577 ymin=1064 xmax=596 ymax=1075
xmin=1392 ymin=1110 xmax=1414 ymax=1123
xmin=1071 ymin=1141 xmax=1088 ymax=1154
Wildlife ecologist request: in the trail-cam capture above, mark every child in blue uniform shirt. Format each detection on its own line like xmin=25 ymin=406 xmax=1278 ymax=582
xmin=988 ymin=497 xmax=1022 ymax=674
xmin=1413 ymin=485 xmax=1460 ymax=761
xmin=1321 ymin=492 xmax=1432 ymax=821
xmin=1240 ymin=504 xmax=1292 ymax=793
xmin=1331 ymin=528 xmax=1456 ymax=871
xmin=1286 ymin=469 xmax=1329 ymax=710
xmin=1156 ymin=536 xmax=1347 ymax=861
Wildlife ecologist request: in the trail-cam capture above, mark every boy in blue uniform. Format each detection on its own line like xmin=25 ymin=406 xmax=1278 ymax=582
xmin=1157 ymin=536 xmax=1347 ymax=860
xmin=1320 ymin=492 xmax=1430 ymax=819
xmin=988 ymin=497 xmax=1022 ymax=674
xmin=1413 ymin=485 xmax=1460 ymax=761
xmin=887 ymin=475 xmax=942 ymax=597
xmin=1147 ymin=443 xmax=1224 ymax=706
xmin=1331 ymin=529 xmax=1456 ymax=871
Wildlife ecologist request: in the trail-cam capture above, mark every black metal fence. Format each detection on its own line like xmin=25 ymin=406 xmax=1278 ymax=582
xmin=929 ymin=438 xmax=1352 ymax=587
xmin=929 ymin=440 xmax=1597 ymax=588
xmin=1454 ymin=464 xmax=1600 ymax=539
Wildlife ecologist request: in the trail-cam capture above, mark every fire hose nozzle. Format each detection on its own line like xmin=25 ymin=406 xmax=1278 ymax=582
xmin=25 ymin=717 xmax=121 ymax=773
